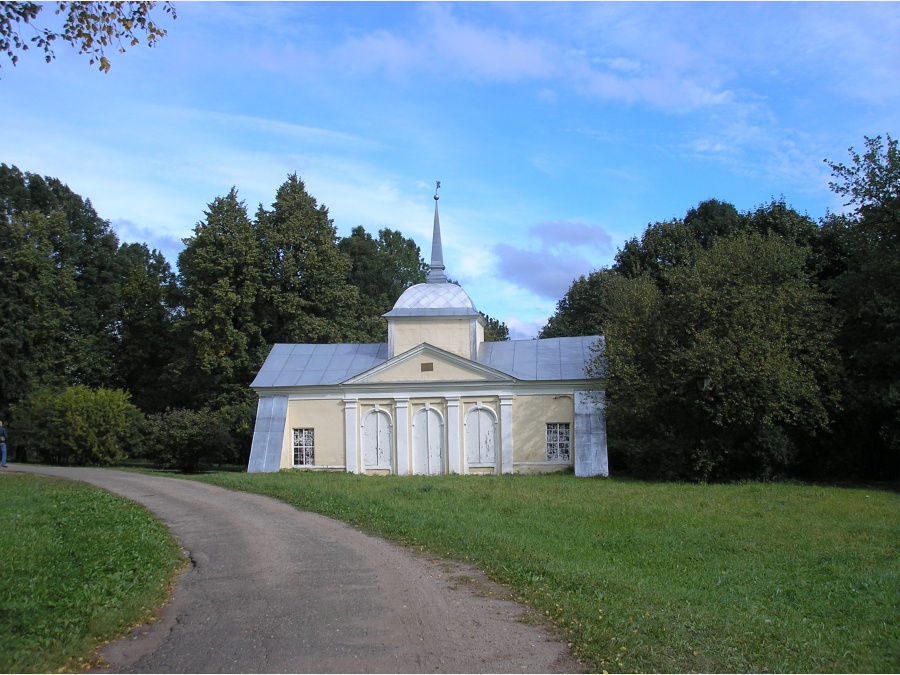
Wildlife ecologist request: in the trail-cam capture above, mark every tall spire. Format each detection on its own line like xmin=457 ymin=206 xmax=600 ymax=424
xmin=426 ymin=180 xmax=448 ymax=283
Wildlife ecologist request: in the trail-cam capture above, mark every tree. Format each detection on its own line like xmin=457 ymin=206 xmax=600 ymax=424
xmin=481 ymin=313 xmax=510 ymax=342
xmin=598 ymin=231 xmax=840 ymax=481
xmin=177 ymin=188 xmax=266 ymax=409
xmin=540 ymin=268 xmax=620 ymax=338
xmin=820 ymin=134 xmax=900 ymax=479
xmin=1 ymin=1 xmax=175 ymax=72
xmin=826 ymin=134 xmax=899 ymax=232
xmin=113 ymin=242 xmax=179 ymax=412
xmin=338 ymin=225 xmax=427 ymax=340
xmin=254 ymin=174 xmax=364 ymax=345
xmin=0 ymin=164 xmax=127 ymax=393
xmin=0 ymin=209 xmax=76 ymax=414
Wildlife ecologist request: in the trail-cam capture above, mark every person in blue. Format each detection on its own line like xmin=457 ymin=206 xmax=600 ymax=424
xmin=0 ymin=421 xmax=7 ymax=467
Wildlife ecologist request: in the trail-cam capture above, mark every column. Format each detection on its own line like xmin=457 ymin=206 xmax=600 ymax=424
xmin=395 ymin=398 xmax=409 ymax=476
xmin=344 ymin=399 xmax=359 ymax=474
xmin=446 ymin=397 xmax=460 ymax=474
xmin=500 ymin=396 xmax=514 ymax=474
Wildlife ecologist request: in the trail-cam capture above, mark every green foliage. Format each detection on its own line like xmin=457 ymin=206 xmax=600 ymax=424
xmin=600 ymin=232 xmax=840 ymax=481
xmin=142 ymin=404 xmax=252 ymax=472
xmin=254 ymin=174 xmax=363 ymax=345
xmin=0 ymin=164 xmax=151 ymax=414
xmin=176 ymin=188 xmax=268 ymax=409
xmin=0 ymin=474 xmax=183 ymax=673
xmin=10 ymin=386 xmax=142 ymax=465
xmin=113 ymin=242 xmax=180 ymax=413
xmin=480 ymin=312 xmax=510 ymax=341
xmin=820 ymin=134 xmax=900 ymax=479
xmin=540 ymin=268 xmax=619 ymax=338
xmin=0 ymin=1 xmax=176 ymax=71
xmin=0 ymin=209 xmax=76 ymax=408
xmin=338 ymin=225 xmax=427 ymax=339
xmin=190 ymin=471 xmax=900 ymax=674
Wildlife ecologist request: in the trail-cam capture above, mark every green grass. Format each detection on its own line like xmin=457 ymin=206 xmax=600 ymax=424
xmin=185 ymin=471 xmax=900 ymax=673
xmin=0 ymin=474 xmax=185 ymax=673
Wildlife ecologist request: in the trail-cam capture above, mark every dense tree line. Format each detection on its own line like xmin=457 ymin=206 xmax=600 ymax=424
xmin=542 ymin=135 xmax=899 ymax=482
xmin=0 ymin=168 xmax=447 ymax=468
xmin=4 ymin=134 xmax=894 ymax=482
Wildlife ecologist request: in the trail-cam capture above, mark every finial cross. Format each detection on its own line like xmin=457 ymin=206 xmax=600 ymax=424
xmin=434 ymin=180 xmax=441 ymax=200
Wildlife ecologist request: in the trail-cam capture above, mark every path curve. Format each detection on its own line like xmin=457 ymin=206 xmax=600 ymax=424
xmin=10 ymin=466 xmax=579 ymax=673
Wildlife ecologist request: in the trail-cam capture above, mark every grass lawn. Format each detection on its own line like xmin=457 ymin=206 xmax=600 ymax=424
xmin=187 ymin=471 xmax=899 ymax=673
xmin=0 ymin=473 xmax=185 ymax=673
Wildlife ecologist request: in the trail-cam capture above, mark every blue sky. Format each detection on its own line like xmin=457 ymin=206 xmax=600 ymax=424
xmin=2 ymin=2 xmax=898 ymax=338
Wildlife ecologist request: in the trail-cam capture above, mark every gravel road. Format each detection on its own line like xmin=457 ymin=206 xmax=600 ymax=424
xmin=9 ymin=465 xmax=580 ymax=673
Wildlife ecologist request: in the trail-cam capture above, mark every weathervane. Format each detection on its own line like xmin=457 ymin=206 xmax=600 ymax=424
xmin=434 ymin=180 xmax=441 ymax=201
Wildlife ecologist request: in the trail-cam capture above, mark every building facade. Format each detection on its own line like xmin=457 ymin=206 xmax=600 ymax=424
xmin=247 ymin=190 xmax=608 ymax=477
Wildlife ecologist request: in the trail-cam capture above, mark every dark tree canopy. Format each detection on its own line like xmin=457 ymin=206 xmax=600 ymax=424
xmin=599 ymin=231 xmax=840 ymax=481
xmin=1 ymin=1 xmax=176 ymax=71
xmin=0 ymin=164 xmax=130 ymax=410
xmin=819 ymin=135 xmax=900 ymax=479
xmin=3 ymin=136 xmax=897 ymax=480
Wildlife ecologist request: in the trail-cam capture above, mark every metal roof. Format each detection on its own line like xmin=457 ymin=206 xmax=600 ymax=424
xmin=251 ymin=343 xmax=389 ymax=387
xmin=383 ymin=282 xmax=480 ymax=318
xmin=478 ymin=336 xmax=603 ymax=380
xmin=251 ymin=336 xmax=603 ymax=389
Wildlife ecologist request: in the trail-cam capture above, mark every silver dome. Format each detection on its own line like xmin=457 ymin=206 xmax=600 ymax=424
xmin=384 ymin=282 xmax=480 ymax=317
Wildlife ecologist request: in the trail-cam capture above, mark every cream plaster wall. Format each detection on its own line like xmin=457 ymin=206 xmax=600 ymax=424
xmin=392 ymin=318 xmax=473 ymax=358
xmin=512 ymin=394 xmax=575 ymax=465
xmin=284 ymin=399 xmax=345 ymax=468
xmin=370 ymin=355 xmax=490 ymax=383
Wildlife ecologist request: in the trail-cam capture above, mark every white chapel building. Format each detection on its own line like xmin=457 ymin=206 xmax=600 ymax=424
xmin=247 ymin=188 xmax=609 ymax=477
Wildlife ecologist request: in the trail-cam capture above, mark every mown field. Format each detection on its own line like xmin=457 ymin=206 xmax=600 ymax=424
xmin=0 ymin=474 xmax=185 ymax=673
xmin=188 ymin=471 xmax=899 ymax=673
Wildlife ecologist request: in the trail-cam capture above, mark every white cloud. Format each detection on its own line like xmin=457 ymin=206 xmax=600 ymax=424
xmin=506 ymin=316 xmax=546 ymax=341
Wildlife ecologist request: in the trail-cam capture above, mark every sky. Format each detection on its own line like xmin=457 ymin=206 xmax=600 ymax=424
xmin=2 ymin=2 xmax=898 ymax=339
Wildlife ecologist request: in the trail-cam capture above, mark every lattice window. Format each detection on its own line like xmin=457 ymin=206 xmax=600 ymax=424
xmin=546 ymin=423 xmax=571 ymax=462
xmin=293 ymin=428 xmax=315 ymax=466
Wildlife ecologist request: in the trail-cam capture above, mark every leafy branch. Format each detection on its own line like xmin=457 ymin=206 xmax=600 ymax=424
xmin=1 ymin=1 xmax=176 ymax=72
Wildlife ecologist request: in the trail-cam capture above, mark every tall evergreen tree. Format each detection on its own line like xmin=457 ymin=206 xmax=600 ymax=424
xmin=177 ymin=188 xmax=266 ymax=408
xmin=254 ymin=174 xmax=363 ymax=345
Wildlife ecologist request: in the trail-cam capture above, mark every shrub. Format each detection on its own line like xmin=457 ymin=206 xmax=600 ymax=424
xmin=10 ymin=386 xmax=142 ymax=465
xmin=143 ymin=409 xmax=235 ymax=473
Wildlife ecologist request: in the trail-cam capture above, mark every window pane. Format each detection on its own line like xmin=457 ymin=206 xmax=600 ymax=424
xmin=293 ymin=428 xmax=315 ymax=466
xmin=546 ymin=423 xmax=570 ymax=462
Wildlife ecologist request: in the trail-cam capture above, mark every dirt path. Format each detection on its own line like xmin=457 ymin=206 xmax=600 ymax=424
xmin=10 ymin=466 xmax=580 ymax=673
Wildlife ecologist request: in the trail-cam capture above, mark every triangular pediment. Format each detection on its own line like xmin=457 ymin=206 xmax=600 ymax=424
xmin=344 ymin=343 xmax=514 ymax=384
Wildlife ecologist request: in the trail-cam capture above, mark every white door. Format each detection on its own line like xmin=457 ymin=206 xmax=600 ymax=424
xmin=413 ymin=408 xmax=444 ymax=475
xmin=465 ymin=408 xmax=497 ymax=467
xmin=363 ymin=410 xmax=392 ymax=470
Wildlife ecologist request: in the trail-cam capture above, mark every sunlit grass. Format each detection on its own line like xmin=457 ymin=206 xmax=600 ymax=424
xmin=189 ymin=471 xmax=899 ymax=673
xmin=0 ymin=474 xmax=185 ymax=673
